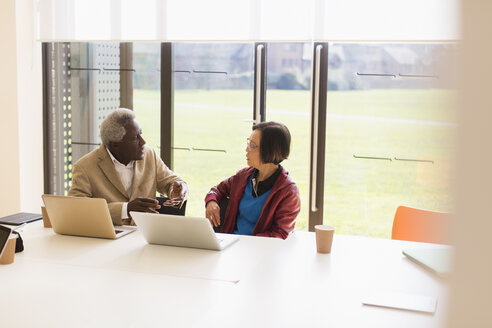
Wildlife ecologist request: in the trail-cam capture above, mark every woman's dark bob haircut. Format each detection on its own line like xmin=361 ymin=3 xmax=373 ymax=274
xmin=252 ymin=121 xmax=291 ymax=165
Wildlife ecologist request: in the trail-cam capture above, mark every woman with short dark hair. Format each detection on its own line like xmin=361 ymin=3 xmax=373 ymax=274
xmin=204 ymin=121 xmax=301 ymax=239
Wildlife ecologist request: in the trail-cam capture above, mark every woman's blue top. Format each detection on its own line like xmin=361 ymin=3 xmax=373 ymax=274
xmin=233 ymin=175 xmax=271 ymax=235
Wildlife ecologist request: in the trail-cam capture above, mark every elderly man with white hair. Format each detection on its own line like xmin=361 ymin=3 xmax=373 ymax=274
xmin=68 ymin=108 xmax=188 ymax=225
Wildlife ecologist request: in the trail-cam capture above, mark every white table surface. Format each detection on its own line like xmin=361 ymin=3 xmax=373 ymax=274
xmin=0 ymin=220 xmax=450 ymax=328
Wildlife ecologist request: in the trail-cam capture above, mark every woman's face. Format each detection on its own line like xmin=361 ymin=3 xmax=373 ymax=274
xmin=246 ymin=129 xmax=262 ymax=168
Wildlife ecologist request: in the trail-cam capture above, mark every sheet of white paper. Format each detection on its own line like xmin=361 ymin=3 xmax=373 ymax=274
xmin=362 ymin=291 xmax=437 ymax=313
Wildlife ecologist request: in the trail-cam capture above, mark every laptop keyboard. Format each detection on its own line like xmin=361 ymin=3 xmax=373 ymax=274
xmin=115 ymin=230 xmax=123 ymax=234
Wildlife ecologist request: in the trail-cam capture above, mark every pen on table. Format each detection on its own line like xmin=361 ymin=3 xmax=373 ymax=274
xmin=178 ymin=192 xmax=187 ymax=209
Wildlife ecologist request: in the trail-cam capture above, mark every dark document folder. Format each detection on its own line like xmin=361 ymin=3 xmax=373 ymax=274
xmin=0 ymin=212 xmax=43 ymax=225
xmin=156 ymin=197 xmax=187 ymax=216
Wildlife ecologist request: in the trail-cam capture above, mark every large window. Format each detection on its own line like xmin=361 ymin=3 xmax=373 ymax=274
xmin=44 ymin=41 xmax=457 ymax=238
xmin=43 ymin=42 xmax=125 ymax=195
xmin=132 ymin=43 xmax=161 ymax=152
xmin=265 ymin=43 xmax=312 ymax=230
xmin=172 ymin=43 xmax=255 ymax=217
xmin=323 ymin=43 xmax=457 ymax=237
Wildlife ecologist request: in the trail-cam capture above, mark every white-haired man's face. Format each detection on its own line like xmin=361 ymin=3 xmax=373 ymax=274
xmin=109 ymin=119 xmax=146 ymax=165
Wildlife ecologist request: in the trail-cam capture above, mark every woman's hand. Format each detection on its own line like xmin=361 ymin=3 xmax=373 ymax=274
xmin=205 ymin=201 xmax=221 ymax=227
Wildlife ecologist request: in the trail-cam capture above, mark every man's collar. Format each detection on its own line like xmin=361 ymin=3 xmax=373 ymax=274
xmin=106 ymin=147 xmax=135 ymax=168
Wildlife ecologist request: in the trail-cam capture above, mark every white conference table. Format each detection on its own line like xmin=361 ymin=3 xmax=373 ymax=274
xmin=0 ymin=220 xmax=450 ymax=328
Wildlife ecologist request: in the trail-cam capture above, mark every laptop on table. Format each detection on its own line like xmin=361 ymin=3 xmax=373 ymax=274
xmin=402 ymin=247 xmax=454 ymax=277
xmin=130 ymin=212 xmax=239 ymax=251
xmin=42 ymin=194 xmax=136 ymax=239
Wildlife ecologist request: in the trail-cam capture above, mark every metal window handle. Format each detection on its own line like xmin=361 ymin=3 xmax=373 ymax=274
xmin=192 ymin=147 xmax=226 ymax=153
xmin=103 ymin=68 xmax=135 ymax=72
xmin=71 ymin=141 xmax=101 ymax=146
xmin=356 ymin=72 xmax=439 ymax=79
xmin=69 ymin=67 xmax=101 ymax=72
xmin=353 ymin=154 xmax=392 ymax=161
xmin=255 ymin=44 xmax=264 ymax=124
xmin=311 ymin=44 xmax=322 ymax=213
xmin=193 ymin=70 xmax=227 ymax=75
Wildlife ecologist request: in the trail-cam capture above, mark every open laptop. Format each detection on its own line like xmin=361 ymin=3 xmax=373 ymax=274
xmin=42 ymin=194 xmax=136 ymax=239
xmin=130 ymin=212 xmax=239 ymax=251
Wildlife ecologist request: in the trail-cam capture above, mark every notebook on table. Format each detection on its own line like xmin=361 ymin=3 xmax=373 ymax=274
xmin=0 ymin=212 xmax=42 ymax=226
xmin=130 ymin=212 xmax=239 ymax=251
xmin=362 ymin=291 xmax=437 ymax=313
xmin=42 ymin=194 xmax=136 ymax=239
xmin=402 ymin=248 xmax=454 ymax=277
xmin=156 ymin=197 xmax=187 ymax=216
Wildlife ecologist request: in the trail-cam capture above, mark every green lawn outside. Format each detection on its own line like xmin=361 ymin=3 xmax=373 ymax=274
xmin=134 ymin=88 xmax=456 ymax=238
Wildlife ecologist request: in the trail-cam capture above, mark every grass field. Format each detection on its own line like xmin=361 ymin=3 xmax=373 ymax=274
xmin=134 ymin=88 xmax=456 ymax=238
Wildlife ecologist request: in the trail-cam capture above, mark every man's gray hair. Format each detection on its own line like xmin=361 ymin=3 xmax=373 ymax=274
xmin=100 ymin=108 xmax=136 ymax=147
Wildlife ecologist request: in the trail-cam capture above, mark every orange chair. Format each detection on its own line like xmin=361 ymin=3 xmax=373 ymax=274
xmin=391 ymin=205 xmax=451 ymax=244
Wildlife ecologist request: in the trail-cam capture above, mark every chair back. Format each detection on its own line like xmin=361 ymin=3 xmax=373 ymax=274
xmin=391 ymin=205 xmax=450 ymax=244
xmin=213 ymin=197 xmax=229 ymax=233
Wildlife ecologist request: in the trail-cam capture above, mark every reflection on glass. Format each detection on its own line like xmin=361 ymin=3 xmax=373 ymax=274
xmin=132 ymin=43 xmax=161 ymax=152
xmin=324 ymin=43 xmax=458 ymax=238
xmin=172 ymin=43 xmax=255 ymax=217
xmin=266 ymin=42 xmax=312 ymax=230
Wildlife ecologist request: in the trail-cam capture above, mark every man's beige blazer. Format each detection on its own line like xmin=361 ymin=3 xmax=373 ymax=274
xmin=68 ymin=145 xmax=182 ymax=225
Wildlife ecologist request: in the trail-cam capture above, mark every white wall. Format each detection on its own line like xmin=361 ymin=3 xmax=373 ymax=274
xmin=447 ymin=2 xmax=492 ymax=327
xmin=0 ymin=0 xmax=21 ymax=216
xmin=0 ymin=0 xmax=43 ymax=217
xmin=16 ymin=0 xmax=43 ymax=213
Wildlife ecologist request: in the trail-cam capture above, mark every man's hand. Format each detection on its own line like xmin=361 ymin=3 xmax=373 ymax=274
xmin=205 ymin=201 xmax=221 ymax=227
xmin=171 ymin=181 xmax=188 ymax=200
xmin=163 ymin=181 xmax=188 ymax=208
xmin=127 ymin=197 xmax=161 ymax=217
